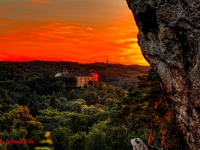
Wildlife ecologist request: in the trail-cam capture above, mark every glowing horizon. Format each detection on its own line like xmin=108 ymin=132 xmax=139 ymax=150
xmin=0 ymin=0 xmax=149 ymax=66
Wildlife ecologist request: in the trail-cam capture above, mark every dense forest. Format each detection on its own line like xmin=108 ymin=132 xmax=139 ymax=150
xmin=0 ymin=61 xmax=183 ymax=150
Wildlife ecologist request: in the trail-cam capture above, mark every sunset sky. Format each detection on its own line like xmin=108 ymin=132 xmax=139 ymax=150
xmin=0 ymin=0 xmax=149 ymax=66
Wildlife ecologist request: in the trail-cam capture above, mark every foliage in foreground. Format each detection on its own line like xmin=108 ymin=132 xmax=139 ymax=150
xmin=0 ymin=63 xmax=184 ymax=150
xmin=109 ymin=69 xmax=183 ymax=149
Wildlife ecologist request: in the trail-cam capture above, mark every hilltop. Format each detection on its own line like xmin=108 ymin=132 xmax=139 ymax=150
xmin=0 ymin=61 xmax=150 ymax=90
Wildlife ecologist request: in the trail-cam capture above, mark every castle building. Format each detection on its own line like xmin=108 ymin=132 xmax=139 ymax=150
xmin=55 ymin=70 xmax=98 ymax=87
xmin=69 ymin=72 xmax=93 ymax=87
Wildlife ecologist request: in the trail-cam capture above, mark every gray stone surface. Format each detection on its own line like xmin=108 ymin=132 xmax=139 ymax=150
xmin=126 ymin=0 xmax=200 ymax=149
xmin=130 ymin=138 xmax=163 ymax=150
xmin=131 ymin=138 xmax=148 ymax=150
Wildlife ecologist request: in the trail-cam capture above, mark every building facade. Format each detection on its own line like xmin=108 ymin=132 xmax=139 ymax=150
xmin=55 ymin=70 xmax=98 ymax=87
xmin=69 ymin=72 xmax=93 ymax=87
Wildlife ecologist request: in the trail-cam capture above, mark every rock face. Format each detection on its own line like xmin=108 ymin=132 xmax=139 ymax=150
xmin=130 ymin=138 xmax=148 ymax=150
xmin=130 ymin=138 xmax=163 ymax=150
xmin=126 ymin=0 xmax=200 ymax=149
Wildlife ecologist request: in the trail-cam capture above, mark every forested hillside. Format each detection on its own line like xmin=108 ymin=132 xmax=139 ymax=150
xmin=0 ymin=61 xmax=149 ymax=90
xmin=0 ymin=61 xmax=182 ymax=150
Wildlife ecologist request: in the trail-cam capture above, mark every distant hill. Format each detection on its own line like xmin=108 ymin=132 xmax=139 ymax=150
xmin=0 ymin=61 xmax=150 ymax=90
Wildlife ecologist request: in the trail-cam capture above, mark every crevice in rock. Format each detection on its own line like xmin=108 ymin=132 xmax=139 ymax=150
xmin=194 ymin=107 xmax=200 ymax=115
xmin=136 ymin=4 xmax=158 ymax=34
xmin=164 ymin=0 xmax=178 ymax=5
xmin=174 ymin=26 xmax=197 ymax=74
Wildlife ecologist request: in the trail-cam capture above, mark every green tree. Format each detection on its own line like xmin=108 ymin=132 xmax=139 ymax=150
xmin=68 ymin=132 xmax=86 ymax=150
xmin=68 ymin=77 xmax=77 ymax=87
xmin=0 ymin=106 xmax=43 ymax=150
xmin=105 ymin=98 xmax=118 ymax=110
xmin=101 ymin=93 xmax=115 ymax=104
xmin=81 ymin=105 xmax=98 ymax=115
xmin=52 ymin=127 xmax=72 ymax=150
xmin=54 ymin=80 xmax=65 ymax=92
xmin=61 ymin=114 xmax=88 ymax=133
xmin=50 ymin=97 xmax=59 ymax=109
xmin=72 ymin=99 xmax=86 ymax=113
xmin=83 ymin=91 xmax=97 ymax=105
xmin=67 ymin=89 xmax=77 ymax=99
xmin=85 ymin=129 xmax=107 ymax=150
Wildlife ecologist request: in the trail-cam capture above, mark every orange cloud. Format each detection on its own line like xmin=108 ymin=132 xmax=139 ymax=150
xmin=0 ymin=20 xmax=10 ymax=25
xmin=31 ymin=0 xmax=52 ymax=4
xmin=0 ymin=15 xmax=149 ymax=65
xmin=0 ymin=0 xmax=150 ymax=65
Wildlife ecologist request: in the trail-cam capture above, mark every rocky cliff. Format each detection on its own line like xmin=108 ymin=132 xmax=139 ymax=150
xmin=126 ymin=0 xmax=200 ymax=149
